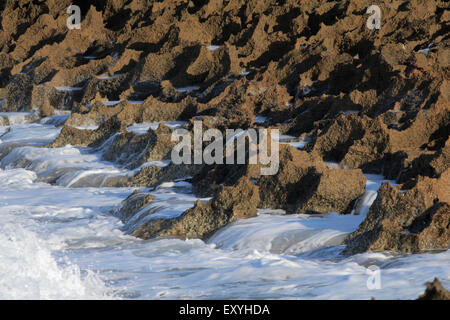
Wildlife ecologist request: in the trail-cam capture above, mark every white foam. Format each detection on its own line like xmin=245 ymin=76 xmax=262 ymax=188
xmin=325 ymin=161 xmax=340 ymax=169
xmin=136 ymin=160 xmax=171 ymax=169
xmin=102 ymin=100 xmax=122 ymax=106
xmin=0 ymin=122 xmax=448 ymax=300
xmin=54 ymin=87 xmax=83 ymax=92
xmin=418 ymin=43 xmax=433 ymax=54
xmin=74 ymin=125 xmax=99 ymax=130
xmin=0 ymin=124 xmax=61 ymax=147
xmin=0 ymin=224 xmax=115 ymax=299
xmin=127 ymin=121 xmax=186 ymax=135
xmin=210 ymin=212 xmax=359 ymax=254
xmin=273 ymin=134 xmax=310 ymax=149
xmin=0 ymin=112 xmax=36 ymax=124
xmin=303 ymin=85 xmax=312 ymax=95
xmin=175 ymin=86 xmax=200 ymax=93
xmin=207 ymin=45 xmax=222 ymax=52
xmin=0 ymin=144 xmax=130 ymax=188
xmin=40 ymin=115 xmax=70 ymax=126
xmin=97 ymin=74 xmax=124 ymax=80
xmin=255 ymin=116 xmax=267 ymax=123
xmin=0 ymin=167 xmax=37 ymax=188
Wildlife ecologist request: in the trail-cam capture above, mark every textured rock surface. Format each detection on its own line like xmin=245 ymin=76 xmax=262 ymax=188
xmin=417 ymin=278 xmax=450 ymax=300
xmin=0 ymin=0 xmax=448 ymax=252
xmin=344 ymin=170 xmax=450 ymax=255
xmin=257 ymin=145 xmax=366 ymax=214
xmin=117 ymin=190 xmax=155 ymax=222
xmin=131 ymin=177 xmax=260 ymax=240
xmin=294 ymin=168 xmax=367 ymax=214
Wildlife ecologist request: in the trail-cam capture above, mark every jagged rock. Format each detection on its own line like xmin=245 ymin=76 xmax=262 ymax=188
xmin=312 ymin=114 xmax=367 ymax=162
xmin=103 ymin=123 xmax=176 ymax=169
xmin=258 ymin=145 xmax=365 ymax=214
xmin=129 ymin=165 xmax=163 ymax=187
xmin=136 ymin=96 xmax=198 ymax=122
xmin=191 ymin=143 xmax=366 ymax=215
xmin=294 ymin=168 xmax=366 ymax=214
xmin=2 ymin=74 xmax=33 ymax=112
xmin=417 ymin=278 xmax=450 ymax=300
xmin=1 ymin=0 xmax=448 ymax=253
xmin=344 ymin=171 xmax=450 ymax=255
xmin=83 ymin=73 xmax=131 ymax=102
xmin=392 ymin=139 xmax=450 ymax=187
xmin=0 ymin=53 xmax=15 ymax=87
xmin=117 ymin=190 xmax=155 ymax=222
xmin=32 ymin=85 xmax=83 ymax=113
xmin=340 ymin=117 xmax=391 ymax=172
xmin=258 ymin=145 xmax=326 ymax=210
xmin=131 ymin=177 xmax=259 ymax=240
xmin=0 ymin=116 xmax=8 ymax=126
xmin=50 ymin=117 xmax=123 ymax=148
xmin=65 ymin=101 xmax=124 ymax=128
xmin=130 ymin=162 xmax=204 ymax=188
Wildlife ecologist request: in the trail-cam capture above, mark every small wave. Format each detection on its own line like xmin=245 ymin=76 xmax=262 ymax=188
xmin=0 ymin=224 xmax=115 ymax=299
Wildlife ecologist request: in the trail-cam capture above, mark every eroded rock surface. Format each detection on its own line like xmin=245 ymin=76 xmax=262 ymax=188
xmin=131 ymin=177 xmax=259 ymax=240
xmin=344 ymin=170 xmax=449 ymax=255
xmin=0 ymin=0 xmax=448 ymax=251
xmin=417 ymin=278 xmax=450 ymax=300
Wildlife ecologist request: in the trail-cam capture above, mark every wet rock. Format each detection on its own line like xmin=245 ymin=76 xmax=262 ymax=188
xmin=131 ymin=177 xmax=259 ymax=240
xmin=129 ymin=165 xmax=163 ymax=187
xmin=50 ymin=117 xmax=123 ymax=148
xmin=417 ymin=278 xmax=450 ymax=300
xmin=257 ymin=145 xmax=325 ymax=210
xmin=65 ymin=101 xmax=124 ymax=128
xmin=1 ymin=0 xmax=448 ymax=252
xmin=130 ymin=163 xmax=204 ymax=188
xmin=0 ymin=116 xmax=8 ymax=126
xmin=32 ymin=85 xmax=83 ymax=113
xmin=39 ymin=98 xmax=55 ymax=117
xmin=2 ymin=74 xmax=33 ymax=112
xmin=344 ymin=171 xmax=450 ymax=255
xmin=116 ymin=190 xmax=155 ymax=222
xmin=258 ymin=145 xmax=365 ymax=214
xmin=103 ymin=123 xmax=176 ymax=169
xmin=191 ymin=142 xmax=366 ymax=215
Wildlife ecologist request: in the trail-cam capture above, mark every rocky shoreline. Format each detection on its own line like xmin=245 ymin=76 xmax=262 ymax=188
xmin=0 ymin=0 xmax=448 ymax=263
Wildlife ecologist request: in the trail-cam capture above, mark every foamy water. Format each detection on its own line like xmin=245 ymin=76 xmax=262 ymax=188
xmin=0 ymin=116 xmax=448 ymax=299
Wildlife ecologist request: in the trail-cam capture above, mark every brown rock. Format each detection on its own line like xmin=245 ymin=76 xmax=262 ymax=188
xmin=417 ymin=278 xmax=450 ymax=300
xmin=131 ymin=177 xmax=259 ymax=240
xmin=341 ymin=117 xmax=390 ymax=172
xmin=295 ymin=168 xmax=366 ymax=214
xmin=344 ymin=171 xmax=450 ymax=255
xmin=117 ymin=190 xmax=155 ymax=222
xmin=50 ymin=117 xmax=123 ymax=148
xmin=3 ymin=74 xmax=33 ymax=112
xmin=1 ymin=0 xmax=449 ymax=253
xmin=257 ymin=145 xmax=326 ymax=210
xmin=313 ymin=114 xmax=367 ymax=162
xmin=258 ymin=145 xmax=365 ymax=214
